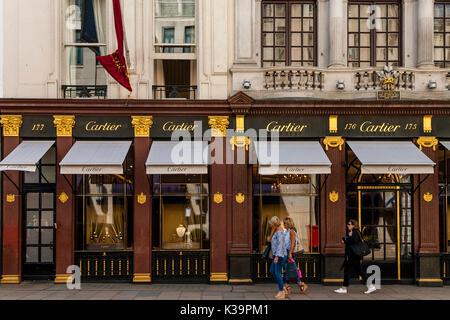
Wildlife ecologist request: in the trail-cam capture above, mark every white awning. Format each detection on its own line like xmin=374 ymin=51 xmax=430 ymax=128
xmin=0 ymin=141 xmax=54 ymax=172
xmin=347 ymin=141 xmax=435 ymax=174
xmin=59 ymin=141 xmax=132 ymax=174
xmin=253 ymin=141 xmax=331 ymax=175
xmin=146 ymin=141 xmax=208 ymax=174
xmin=441 ymin=141 xmax=450 ymax=151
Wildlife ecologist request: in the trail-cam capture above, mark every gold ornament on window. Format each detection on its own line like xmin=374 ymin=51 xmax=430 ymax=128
xmin=137 ymin=192 xmax=147 ymax=205
xmin=58 ymin=192 xmax=69 ymax=204
xmin=235 ymin=192 xmax=245 ymax=204
xmin=423 ymin=192 xmax=433 ymax=202
xmin=213 ymin=192 xmax=223 ymax=204
xmin=329 ymin=191 xmax=339 ymax=203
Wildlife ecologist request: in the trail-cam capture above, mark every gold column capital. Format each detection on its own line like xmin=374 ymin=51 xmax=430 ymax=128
xmin=0 ymin=115 xmax=22 ymax=137
xmin=53 ymin=115 xmax=75 ymax=137
xmin=323 ymin=136 xmax=345 ymax=151
xmin=131 ymin=116 xmax=153 ymax=137
xmin=417 ymin=136 xmax=438 ymax=151
xmin=208 ymin=116 xmax=229 ymax=137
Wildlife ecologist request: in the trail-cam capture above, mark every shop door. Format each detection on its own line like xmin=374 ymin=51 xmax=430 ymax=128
xmin=22 ymin=188 xmax=56 ymax=279
xmin=358 ymin=185 xmax=413 ymax=281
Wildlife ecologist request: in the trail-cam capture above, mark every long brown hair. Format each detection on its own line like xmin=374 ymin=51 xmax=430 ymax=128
xmin=283 ymin=217 xmax=297 ymax=233
xmin=348 ymin=219 xmax=359 ymax=230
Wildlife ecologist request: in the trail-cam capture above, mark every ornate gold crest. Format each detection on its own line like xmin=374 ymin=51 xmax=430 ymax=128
xmin=58 ymin=192 xmax=69 ymax=204
xmin=417 ymin=136 xmax=438 ymax=151
xmin=6 ymin=194 xmax=15 ymax=203
xmin=329 ymin=191 xmax=339 ymax=203
xmin=213 ymin=192 xmax=223 ymax=204
xmin=323 ymin=136 xmax=344 ymax=151
xmin=235 ymin=193 xmax=245 ymax=204
xmin=137 ymin=192 xmax=147 ymax=205
xmin=423 ymin=192 xmax=433 ymax=203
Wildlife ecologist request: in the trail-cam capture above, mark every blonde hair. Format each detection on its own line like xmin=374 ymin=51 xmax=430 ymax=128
xmin=269 ymin=216 xmax=281 ymax=227
xmin=283 ymin=217 xmax=297 ymax=232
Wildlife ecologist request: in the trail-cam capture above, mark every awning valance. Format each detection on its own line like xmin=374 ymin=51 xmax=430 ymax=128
xmin=347 ymin=141 xmax=435 ymax=174
xmin=59 ymin=141 xmax=132 ymax=174
xmin=0 ymin=141 xmax=55 ymax=172
xmin=253 ymin=141 xmax=331 ymax=175
xmin=146 ymin=141 xmax=208 ymax=174
xmin=441 ymin=141 xmax=450 ymax=151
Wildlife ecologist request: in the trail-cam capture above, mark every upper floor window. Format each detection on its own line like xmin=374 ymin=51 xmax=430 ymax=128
xmin=348 ymin=1 xmax=401 ymax=67
xmin=434 ymin=2 xmax=450 ymax=68
xmin=64 ymin=0 xmax=107 ymax=97
xmin=262 ymin=1 xmax=316 ymax=67
xmin=154 ymin=0 xmax=196 ymax=54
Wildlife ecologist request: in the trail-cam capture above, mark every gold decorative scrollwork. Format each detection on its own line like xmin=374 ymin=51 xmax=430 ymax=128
xmin=423 ymin=115 xmax=433 ymax=133
xmin=0 ymin=115 xmax=22 ymax=137
xmin=323 ymin=136 xmax=344 ymax=151
xmin=329 ymin=115 xmax=338 ymax=133
xmin=53 ymin=115 xmax=75 ymax=137
xmin=131 ymin=116 xmax=153 ymax=137
xmin=417 ymin=136 xmax=438 ymax=151
xmin=229 ymin=136 xmax=250 ymax=151
xmin=208 ymin=116 xmax=229 ymax=137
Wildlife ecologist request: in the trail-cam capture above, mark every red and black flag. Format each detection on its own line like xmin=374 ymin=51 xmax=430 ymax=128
xmin=96 ymin=0 xmax=132 ymax=92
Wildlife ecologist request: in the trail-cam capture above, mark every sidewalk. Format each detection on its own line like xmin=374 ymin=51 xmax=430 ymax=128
xmin=0 ymin=282 xmax=448 ymax=300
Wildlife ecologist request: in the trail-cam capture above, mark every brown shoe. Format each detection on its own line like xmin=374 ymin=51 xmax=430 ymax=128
xmin=299 ymin=282 xmax=308 ymax=293
xmin=284 ymin=285 xmax=291 ymax=295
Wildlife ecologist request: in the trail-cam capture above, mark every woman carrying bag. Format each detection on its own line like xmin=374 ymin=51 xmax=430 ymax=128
xmin=282 ymin=217 xmax=307 ymax=294
xmin=334 ymin=219 xmax=377 ymax=294
xmin=267 ymin=216 xmax=287 ymax=299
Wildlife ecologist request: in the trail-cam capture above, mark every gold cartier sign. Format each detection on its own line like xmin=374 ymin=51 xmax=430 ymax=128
xmin=162 ymin=121 xmax=198 ymax=132
xmin=85 ymin=121 xmax=122 ymax=131
xmin=340 ymin=116 xmax=421 ymax=137
xmin=266 ymin=121 xmax=308 ymax=133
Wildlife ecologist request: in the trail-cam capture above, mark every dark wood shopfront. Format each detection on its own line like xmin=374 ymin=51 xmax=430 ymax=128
xmin=0 ymin=93 xmax=448 ymax=286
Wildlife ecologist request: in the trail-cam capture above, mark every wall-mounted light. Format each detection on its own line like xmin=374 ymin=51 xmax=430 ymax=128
xmin=336 ymin=80 xmax=345 ymax=90
xmin=427 ymin=80 xmax=437 ymax=89
xmin=242 ymin=79 xmax=251 ymax=89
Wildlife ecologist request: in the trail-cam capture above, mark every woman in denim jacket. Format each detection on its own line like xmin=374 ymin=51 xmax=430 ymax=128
xmin=267 ymin=216 xmax=287 ymax=299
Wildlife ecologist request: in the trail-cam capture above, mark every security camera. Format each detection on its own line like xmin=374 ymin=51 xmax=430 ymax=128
xmin=242 ymin=79 xmax=251 ymax=89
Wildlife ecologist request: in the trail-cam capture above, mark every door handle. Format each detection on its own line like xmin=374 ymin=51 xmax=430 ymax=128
xmin=54 ymin=223 xmax=58 ymax=230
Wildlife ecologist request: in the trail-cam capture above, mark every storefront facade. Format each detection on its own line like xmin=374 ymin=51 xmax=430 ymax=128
xmin=0 ymin=94 xmax=449 ymax=286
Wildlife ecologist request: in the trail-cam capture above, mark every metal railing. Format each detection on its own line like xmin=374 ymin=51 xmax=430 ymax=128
xmin=62 ymin=85 xmax=107 ymax=99
xmin=75 ymin=250 xmax=133 ymax=282
xmin=152 ymin=250 xmax=210 ymax=283
xmin=152 ymin=85 xmax=197 ymax=100
xmin=252 ymin=253 xmax=321 ymax=283
xmin=442 ymin=254 xmax=450 ymax=283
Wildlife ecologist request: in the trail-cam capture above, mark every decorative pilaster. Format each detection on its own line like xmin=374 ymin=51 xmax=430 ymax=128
xmin=329 ymin=0 xmax=346 ymax=67
xmin=417 ymin=0 xmax=435 ymax=68
xmin=54 ymin=115 xmax=75 ymax=283
xmin=131 ymin=116 xmax=153 ymax=137
xmin=53 ymin=115 xmax=75 ymax=137
xmin=0 ymin=115 xmax=22 ymax=136
xmin=208 ymin=116 xmax=229 ymax=137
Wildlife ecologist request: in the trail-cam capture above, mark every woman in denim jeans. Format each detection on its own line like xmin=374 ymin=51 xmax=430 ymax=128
xmin=267 ymin=216 xmax=287 ymax=299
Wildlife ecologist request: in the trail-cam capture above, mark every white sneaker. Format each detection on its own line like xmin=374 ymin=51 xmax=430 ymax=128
xmin=334 ymin=288 xmax=347 ymax=294
xmin=364 ymin=285 xmax=376 ymax=294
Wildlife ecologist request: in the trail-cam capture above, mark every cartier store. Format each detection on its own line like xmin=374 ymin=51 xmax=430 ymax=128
xmin=0 ymin=94 xmax=449 ymax=286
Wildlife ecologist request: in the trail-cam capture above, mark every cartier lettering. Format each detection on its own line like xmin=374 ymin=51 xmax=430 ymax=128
xmin=284 ymin=167 xmax=305 ymax=173
xmin=167 ymin=167 xmax=188 ymax=172
xmin=85 ymin=121 xmax=122 ymax=131
xmin=163 ymin=121 xmax=198 ymax=132
xmin=266 ymin=121 xmax=308 ymax=133
xmin=82 ymin=167 xmax=102 ymax=173
xmin=387 ymin=167 xmax=407 ymax=173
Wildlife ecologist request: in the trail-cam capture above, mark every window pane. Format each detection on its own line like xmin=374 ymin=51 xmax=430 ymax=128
xmin=27 ymin=229 xmax=39 ymax=245
xmin=388 ymin=19 xmax=398 ymax=32
xmin=263 ymin=47 xmax=274 ymax=61
xmin=291 ymin=33 xmax=301 ymax=46
xmin=275 ymin=33 xmax=285 ymax=46
xmin=435 ymin=48 xmax=444 ymax=60
xmin=291 ymin=18 xmax=301 ymax=32
xmin=303 ymin=33 xmax=313 ymax=46
xmin=361 ymin=5 xmax=370 ymax=18
xmin=446 ymin=19 xmax=450 ymax=32
xmin=377 ymin=33 xmax=387 ymax=46
xmin=274 ymin=4 xmax=285 ymax=17
xmin=42 ymin=193 xmax=54 ymax=209
xmin=435 ymin=19 xmax=444 ymax=32
xmin=65 ymin=46 xmax=107 ymax=86
xmin=349 ymin=33 xmax=359 ymax=47
xmin=26 ymin=247 xmax=39 ymax=263
xmin=349 ymin=19 xmax=359 ymax=32
xmin=291 ymin=4 xmax=301 ymax=17
xmin=65 ymin=0 xmax=106 ymax=43
xmin=263 ymin=18 xmax=274 ymax=32
xmin=360 ymin=48 xmax=370 ymax=61
xmin=27 ymin=193 xmax=39 ymax=209
xmin=388 ymin=5 xmax=398 ymax=18
xmin=348 ymin=5 xmax=358 ymax=18
xmin=376 ymin=48 xmax=386 ymax=61
xmin=27 ymin=211 xmax=39 ymax=227
xmin=361 ymin=33 xmax=370 ymax=46
xmin=275 ymin=47 xmax=286 ymax=61
xmin=41 ymin=211 xmax=54 ymax=227
xmin=263 ymin=33 xmax=273 ymax=46
xmin=42 ymin=166 xmax=56 ymax=184
xmin=435 ymin=4 xmax=444 ymax=18
xmin=24 ymin=171 xmax=39 ymax=184
xmin=303 ymin=19 xmax=313 ymax=32
xmin=388 ymin=33 xmax=398 ymax=46
xmin=446 ymin=48 xmax=450 ymax=61
xmin=378 ymin=4 xmax=387 ymax=18
xmin=292 ymin=48 xmax=301 ymax=60
xmin=348 ymin=48 xmax=359 ymax=61
xmin=388 ymin=48 xmax=398 ymax=60
xmin=41 ymin=247 xmax=53 ymax=263
xmin=275 ymin=18 xmax=286 ymax=32
xmin=41 ymin=229 xmax=54 ymax=245
xmin=41 ymin=148 xmax=56 ymax=164
xmin=303 ymin=47 xmax=313 ymax=61
xmin=263 ymin=3 xmax=273 ymax=17
xmin=303 ymin=4 xmax=313 ymax=18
